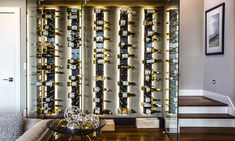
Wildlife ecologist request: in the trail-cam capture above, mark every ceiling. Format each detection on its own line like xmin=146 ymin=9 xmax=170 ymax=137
xmin=41 ymin=0 xmax=173 ymax=7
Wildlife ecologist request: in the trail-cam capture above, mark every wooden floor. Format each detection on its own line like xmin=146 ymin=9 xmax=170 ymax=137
xmin=179 ymin=96 xmax=227 ymax=106
xmin=52 ymin=126 xmax=235 ymax=141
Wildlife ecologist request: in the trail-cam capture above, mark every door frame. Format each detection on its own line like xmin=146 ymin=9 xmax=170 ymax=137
xmin=0 ymin=7 xmax=21 ymax=112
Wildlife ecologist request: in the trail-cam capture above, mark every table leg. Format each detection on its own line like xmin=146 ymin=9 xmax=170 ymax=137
xmin=96 ymin=129 xmax=102 ymax=141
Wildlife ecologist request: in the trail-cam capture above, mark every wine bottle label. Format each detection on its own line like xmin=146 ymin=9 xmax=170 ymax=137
xmin=122 ymin=54 xmax=128 ymax=58
xmin=146 ymin=9 xmax=154 ymax=14
xmin=122 ymin=81 xmax=128 ymax=86
xmin=46 ymin=81 xmax=53 ymax=86
xmin=143 ymin=103 xmax=151 ymax=108
xmin=71 ymin=82 xmax=77 ymax=86
xmin=46 ymin=14 xmax=52 ymax=19
xmin=97 ymin=59 xmax=104 ymax=64
xmin=44 ymin=25 xmax=50 ymax=30
xmin=96 ymin=20 xmax=104 ymax=25
xmin=146 ymin=87 xmax=150 ymax=92
xmin=146 ymin=59 xmax=154 ymax=63
xmin=146 ymin=48 xmax=152 ymax=53
xmin=70 ymin=76 xmax=76 ymax=80
xmin=44 ymin=103 xmax=49 ymax=108
xmin=145 ymin=97 xmax=151 ymax=103
xmin=120 ymin=42 xmax=125 ymax=47
xmin=94 ymin=87 xmax=101 ymax=92
xmin=122 ymin=31 xmax=128 ymax=36
xmin=69 ymin=59 xmax=75 ymax=64
xmin=120 ymin=20 xmax=126 ymax=26
xmin=145 ymin=75 xmax=150 ymax=81
xmin=71 ymin=9 xmax=78 ymax=13
xmin=146 ymin=109 xmax=151 ymax=114
xmin=43 ymin=31 xmax=49 ymax=36
xmin=96 ymin=48 xmax=104 ymax=53
xmin=95 ymin=98 xmax=100 ymax=103
xmin=96 ymin=37 xmax=104 ymax=42
xmin=95 ymin=107 xmax=101 ymax=114
xmin=96 ymin=54 xmax=104 ymax=58
xmin=68 ymin=42 xmax=74 ymax=47
xmin=68 ymin=92 xmax=75 ymax=98
xmin=146 ymin=38 xmax=151 ymax=42
xmin=147 ymin=31 xmax=153 ymax=36
xmin=71 ymin=26 xmax=78 ymax=30
xmin=96 ymin=26 xmax=103 ymax=31
xmin=70 ymin=15 xmax=78 ymax=19
xmin=145 ymin=69 xmax=151 ymax=75
xmin=122 ymin=92 xmax=128 ymax=98
xmin=94 ymin=9 xmax=102 ymax=13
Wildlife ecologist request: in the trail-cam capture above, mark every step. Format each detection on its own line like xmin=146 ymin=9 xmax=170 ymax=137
xmin=179 ymin=114 xmax=235 ymax=127
xmin=179 ymin=96 xmax=228 ymax=106
xmin=179 ymin=106 xmax=228 ymax=114
xmin=180 ymin=127 xmax=235 ymax=134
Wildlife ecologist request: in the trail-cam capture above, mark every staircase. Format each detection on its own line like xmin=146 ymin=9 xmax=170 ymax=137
xmin=179 ymin=96 xmax=235 ymax=133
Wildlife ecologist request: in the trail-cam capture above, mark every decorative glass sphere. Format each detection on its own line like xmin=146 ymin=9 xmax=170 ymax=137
xmin=64 ymin=106 xmax=80 ymax=122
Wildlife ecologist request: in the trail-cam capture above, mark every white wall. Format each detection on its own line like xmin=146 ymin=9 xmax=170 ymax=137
xmin=203 ymin=0 xmax=235 ymax=104
xmin=179 ymin=0 xmax=204 ymax=90
xmin=0 ymin=0 xmax=27 ymax=112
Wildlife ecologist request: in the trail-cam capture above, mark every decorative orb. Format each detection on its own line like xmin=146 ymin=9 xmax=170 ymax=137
xmin=84 ymin=114 xmax=100 ymax=129
xmin=64 ymin=106 xmax=80 ymax=122
xmin=67 ymin=121 xmax=80 ymax=129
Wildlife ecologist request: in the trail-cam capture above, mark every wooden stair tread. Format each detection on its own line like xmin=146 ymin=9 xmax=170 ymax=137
xmin=179 ymin=113 xmax=235 ymax=119
xmin=179 ymin=96 xmax=227 ymax=106
xmin=180 ymin=127 xmax=235 ymax=134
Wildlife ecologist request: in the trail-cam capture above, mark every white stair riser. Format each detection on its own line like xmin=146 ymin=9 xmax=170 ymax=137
xmin=179 ymin=106 xmax=228 ymax=114
xmin=179 ymin=119 xmax=235 ymax=127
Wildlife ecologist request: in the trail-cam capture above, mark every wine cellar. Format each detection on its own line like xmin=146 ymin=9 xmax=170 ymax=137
xmin=27 ymin=0 xmax=179 ymax=124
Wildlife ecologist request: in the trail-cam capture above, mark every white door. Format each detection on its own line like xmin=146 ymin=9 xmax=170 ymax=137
xmin=0 ymin=7 xmax=20 ymax=112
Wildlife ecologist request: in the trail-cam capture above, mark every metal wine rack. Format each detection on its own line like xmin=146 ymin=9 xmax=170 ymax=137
xmin=66 ymin=8 xmax=82 ymax=108
xmin=142 ymin=9 xmax=163 ymax=115
xmin=93 ymin=8 xmax=112 ymax=115
xmin=168 ymin=9 xmax=179 ymax=115
xmin=117 ymin=9 xmax=136 ymax=115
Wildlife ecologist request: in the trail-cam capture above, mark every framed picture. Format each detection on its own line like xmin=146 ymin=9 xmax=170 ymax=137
xmin=205 ymin=3 xmax=225 ymax=55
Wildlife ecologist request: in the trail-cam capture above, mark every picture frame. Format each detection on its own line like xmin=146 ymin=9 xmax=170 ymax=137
xmin=205 ymin=3 xmax=225 ymax=55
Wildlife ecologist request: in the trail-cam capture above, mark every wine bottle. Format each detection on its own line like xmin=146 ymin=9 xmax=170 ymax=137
xmin=119 ymin=42 xmax=136 ymax=48
xmin=142 ymin=59 xmax=162 ymax=64
xmin=119 ymin=20 xmax=135 ymax=26
xmin=36 ymin=64 xmax=63 ymax=70
xmin=145 ymin=9 xmax=161 ymax=14
xmin=34 ymin=81 xmax=63 ymax=87
xmin=94 ymin=107 xmax=112 ymax=115
xmin=118 ymin=81 xmax=136 ymax=86
xmin=94 ymin=53 xmax=110 ymax=58
xmin=117 ymin=53 xmax=135 ymax=59
xmin=67 ymin=64 xmax=80 ymax=70
xmin=69 ymin=75 xmax=81 ymax=81
xmin=145 ymin=30 xmax=160 ymax=37
xmin=145 ymin=109 xmax=161 ymax=115
xmin=94 ymin=37 xmax=110 ymax=42
xmin=67 ymin=81 xmax=81 ymax=87
xmin=118 ymin=65 xmax=135 ymax=69
xmin=68 ymin=59 xmax=81 ymax=64
xmin=93 ymin=98 xmax=111 ymax=103
xmin=141 ymin=86 xmax=161 ymax=92
xmin=68 ymin=92 xmax=81 ymax=98
xmin=166 ymin=59 xmax=178 ymax=64
xmin=67 ymin=25 xmax=80 ymax=31
xmin=119 ymin=92 xmax=136 ymax=98
xmin=95 ymin=76 xmax=111 ymax=81
xmin=94 ymin=48 xmax=111 ymax=53
xmin=145 ymin=69 xmax=160 ymax=75
xmin=93 ymin=59 xmax=111 ymax=64
xmin=143 ymin=20 xmax=161 ymax=26
xmin=94 ymin=26 xmax=110 ymax=31
xmin=67 ymin=8 xmax=80 ymax=14
xmin=119 ymin=31 xmax=135 ymax=37
xmin=36 ymin=53 xmax=60 ymax=58
xmin=145 ymin=37 xmax=160 ymax=43
xmin=94 ymin=20 xmax=109 ymax=26
xmin=93 ymin=87 xmax=110 ymax=92
xmin=145 ymin=75 xmax=162 ymax=81
xmin=146 ymin=47 xmax=161 ymax=54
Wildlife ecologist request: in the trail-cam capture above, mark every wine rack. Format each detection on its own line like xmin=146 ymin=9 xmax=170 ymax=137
xmin=167 ymin=9 xmax=179 ymax=115
xmin=142 ymin=9 xmax=163 ymax=115
xmin=117 ymin=9 xmax=136 ymax=115
xmin=67 ymin=8 xmax=82 ymax=108
xmin=93 ymin=8 xmax=112 ymax=115
xmin=35 ymin=8 xmax=62 ymax=115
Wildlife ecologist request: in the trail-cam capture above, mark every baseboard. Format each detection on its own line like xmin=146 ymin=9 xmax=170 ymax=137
xmin=203 ymin=91 xmax=235 ymax=116
xmin=179 ymin=90 xmax=203 ymax=96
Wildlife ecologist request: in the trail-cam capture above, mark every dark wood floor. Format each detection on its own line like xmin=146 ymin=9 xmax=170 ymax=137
xmin=53 ymin=126 xmax=235 ymax=141
xmin=179 ymin=96 xmax=227 ymax=106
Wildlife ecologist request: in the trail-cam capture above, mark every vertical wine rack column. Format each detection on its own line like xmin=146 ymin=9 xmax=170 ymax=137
xmin=93 ymin=8 xmax=112 ymax=115
xmin=117 ymin=9 xmax=136 ymax=115
xmin=36 ymin=9 xmax=62 ymax=116
xmin=141 ymin=9 xmax=163 ymax=115
xmin=167 ymin=9 xmax=179 ymax=115
xmin=67 ymin=8 xmax=82 ymax=108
